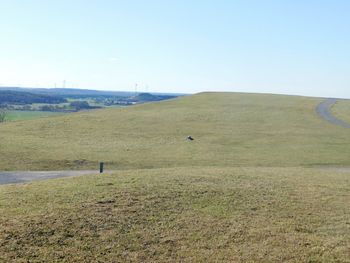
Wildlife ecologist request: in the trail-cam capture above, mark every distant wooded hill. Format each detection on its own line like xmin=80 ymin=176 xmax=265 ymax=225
xmin=0 ymin=90 xmax=67 ymax=105
xmin=130 ymin=93 xmax=177 ymax=102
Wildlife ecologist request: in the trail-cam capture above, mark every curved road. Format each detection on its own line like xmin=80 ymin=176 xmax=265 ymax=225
xmin=0 ymin=170 xmax=99 ymax=185
xmin=316 ymin=98 xmax=350 ymax=128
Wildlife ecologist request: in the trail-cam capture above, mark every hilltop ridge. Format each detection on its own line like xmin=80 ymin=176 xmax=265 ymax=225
xmin=0 ymin=92 xmax=349 ymax=170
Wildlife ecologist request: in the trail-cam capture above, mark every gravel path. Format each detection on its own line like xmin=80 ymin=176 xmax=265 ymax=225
xmin=0 ymin=170 xmax=101 ymax=185
xmin=316 ymin=98 xmax=350 ymax=128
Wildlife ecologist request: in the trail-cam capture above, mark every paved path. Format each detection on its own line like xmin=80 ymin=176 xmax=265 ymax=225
xmin=0 ymin=170 xmax=100 ymax=185
xmin=316 ymin=98 xmax=350 ymax=128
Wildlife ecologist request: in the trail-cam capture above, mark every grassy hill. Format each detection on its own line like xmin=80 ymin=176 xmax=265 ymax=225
xmin=1 ymin=167 xmax=349 ymax=262
xmin=332 ymin=99 xmax=350 ymax=124
xmin=1 ymin=92 xmax=350 ymax=262
xmin=0 ymin=92 xmax=350 ymax=171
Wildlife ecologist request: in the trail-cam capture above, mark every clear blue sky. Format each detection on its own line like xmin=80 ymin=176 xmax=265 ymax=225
xmin=1 ymin=0 xmax=350 ymax=97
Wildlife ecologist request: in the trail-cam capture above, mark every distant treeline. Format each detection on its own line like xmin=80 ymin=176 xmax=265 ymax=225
xmin=131 ymin=93 xmax=176 ymax=102
xmin=0 ymin=90 xmax=67 ymax=105
xmin=0 ymin=87 xmax=136 ymax=98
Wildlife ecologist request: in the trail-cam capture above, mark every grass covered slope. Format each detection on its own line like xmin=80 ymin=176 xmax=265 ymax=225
xmin=0 ymin=167 xmax=349 ymax=262
xmin=1 ymin=92 xmax=350 ymax=171
xmin=331 ymin=99 xmax=350 ymax=125
xmin=1 ymin=93 xmax=350 ymax=262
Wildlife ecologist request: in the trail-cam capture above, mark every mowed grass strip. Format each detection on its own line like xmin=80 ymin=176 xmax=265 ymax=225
xmin=5 ymin=110 xmax=64 ymax=122
xmin=1 ymin=92 xmax=350 ymax=171
xmin=0 ymin=167 xmax=349 ymax=262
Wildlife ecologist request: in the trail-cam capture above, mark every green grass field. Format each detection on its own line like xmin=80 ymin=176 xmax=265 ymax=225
xmin=1 ymin=92 xmax=350 ymax=171
xmin=5 ymin=110 xmax=64 ymax=122
xmin=331 ymin=99 xmax=350 ymax=124
xmin=0 ymin=92 xmax=349 ymax=262
xmin=1 ymin=167 xmax=349 ymax=262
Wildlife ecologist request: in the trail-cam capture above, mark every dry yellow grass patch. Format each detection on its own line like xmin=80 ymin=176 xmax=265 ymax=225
xmin=1 ymin=167 xmax=349 ymax=262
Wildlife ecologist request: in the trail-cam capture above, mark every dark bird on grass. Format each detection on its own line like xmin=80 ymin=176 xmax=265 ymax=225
xmin=187 ymin=136 xmax=194 ymax=141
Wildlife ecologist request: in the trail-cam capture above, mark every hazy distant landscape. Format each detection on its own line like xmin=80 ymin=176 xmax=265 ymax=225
xmin=0 ymin=87 xmax=181 ymax=121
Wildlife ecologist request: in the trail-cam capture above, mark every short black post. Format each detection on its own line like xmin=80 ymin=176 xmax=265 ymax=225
xmin=100 ymin=162 xmax=104 ymax=173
